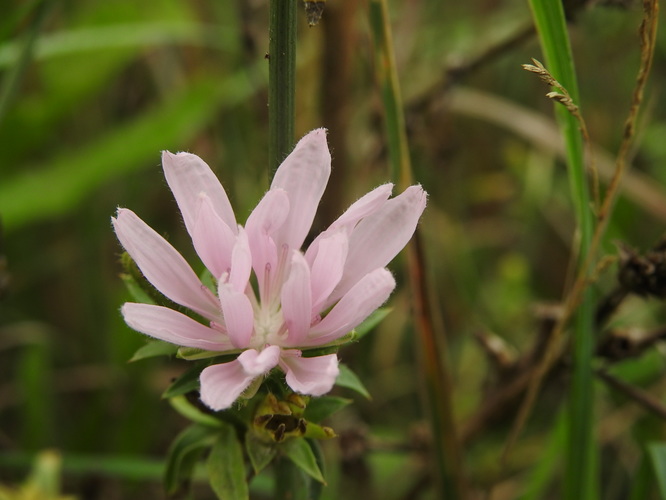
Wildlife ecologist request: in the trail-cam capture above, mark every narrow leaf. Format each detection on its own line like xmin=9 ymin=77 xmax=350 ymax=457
xmin=129 ymin=340 xmax=178 ymax=362
xmin=354 ymin=307 xmax=391 ymax=340
xmin=164 ymin=424 xmax=217 ymax=495
xmin=162 ymin=365 xmax=202 ymax=399
xmin=207 ymin=423 xmax=249 ymax=500
xmin=281 ymin=439 xmax=325 ymax=484
xmin=649 ymin=443 xmax=666 ymax=499
xmin=169 ymin=395 xmax=223 ymax=428
xmin=302 ymin=396 xmax=351 ymax=423
xmin=335 ymin=364 xmax=371 ymax=399
xmin=245 ymin=431 xmax=277 ymax=475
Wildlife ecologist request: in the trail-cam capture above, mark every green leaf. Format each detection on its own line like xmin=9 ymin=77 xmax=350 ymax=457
xmin=169 ymin=395 xmax=223 ymax=428
xmin=245 ymin=431 xmax=277 ymax=475
xmin=281 ymin=439 xmax=325 ymax=484
xmin=129 ymin=340 xmax=178 ymax=362
xmin=302 ymin=397 xmax=351 ymax=423
xmin=354 ymin=307 xmax=392 ymax=340
xmin=649 ymin=443 xmax=666 ymax=499
xmin=164 ymin=424 xmax=217 ymax=495
xmin=335 ymin=364 xmax=371 ymax=400
xmin=207 ymin=423 xmax=249 ymax=500
xmin=162 ymin=365 xmax=202 ymax=399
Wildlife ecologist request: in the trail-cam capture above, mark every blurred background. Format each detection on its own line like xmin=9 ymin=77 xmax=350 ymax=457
xmin=2 ymin=0 xmax=666 ymax=498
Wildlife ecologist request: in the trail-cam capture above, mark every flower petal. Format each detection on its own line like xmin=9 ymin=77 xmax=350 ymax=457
xmin=237 ymin=345 xmax=281 ymax=376
xmin=121 ymin=302 xmax=233 ymax=351
xmin=310 ymin=231 xmax=348 ymax=312
xmin=328 ymin=183 xmax=393 ymax=232
xmin=245 ymin=188 xmax=289 ymax=302
xmin=112 ymin=208 xmax=220 ymax=320
xmin=191 ymin=194 xmax=236 ymax=280
xmin=281 ymin=252 xmax=313 ymax=346
xmin=200 ymin=361 xmax=255 ymax=410
xmin=328 ymin=185 xmax=426 ymax=305
xmin=162 ymin=151 xmax=237 ymax=235
xmin=270 ymin=129 xmax=331 ymax=250
xmin=280 ymin=351 xmax=339 ymax=396
xmin=218 ymin=282 xmax=255 ymax=348
xmin=229 ymin=226 xmax=252 ymax=293
xmin=306 ymin=268 xmax=396 ymax=346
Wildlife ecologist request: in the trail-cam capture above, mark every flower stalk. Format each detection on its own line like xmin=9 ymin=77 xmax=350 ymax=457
xmin=268 ymin=0 xmax=297 ymax=175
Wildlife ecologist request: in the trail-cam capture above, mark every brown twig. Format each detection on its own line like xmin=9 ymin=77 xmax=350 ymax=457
xmin=596 ymin=368 xmax=666 ymax=420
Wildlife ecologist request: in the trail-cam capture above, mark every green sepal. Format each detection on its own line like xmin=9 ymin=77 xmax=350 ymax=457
xmin=302 ymin=422 xmax=336 ymax=440
xmin=129 ymin=340 xmax=178 ymax=362
xmin=281 ymin=438 xmax=326 ymax=484
xmin=169 ymin=395 xmax=223 ymax=428
xmin=335 ymin=363 xmax=371 ymax=399
xmin=207 ymin=423 xmax=249 ymax=500
xmin=164 ymin=424 xmax=218 ymax=495
xmin=245 ymin=430 xmax=278 ymax=475
xmin=302 ymin=396 xmax=352 ymax=423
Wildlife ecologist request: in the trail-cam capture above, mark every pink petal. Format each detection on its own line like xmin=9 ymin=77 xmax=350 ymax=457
xmin=200 ymin=361 xmax=255 ymax=410
xmin=270 ymin=129 xmax=331 ymax=250
xmin=237 ymin=345 xmax=281 ymax=376
xmin=191 ymin=194 xmax=236 ymax=280
xmin=306 ymin=268 xmax=396 ymax=346
xmin=162 ymin=151 xmax=237 ymax=235
xmin=279 ymin=351 xmax=339 ymax=396
xmin=112 ymin=209 xmax=220 ymax=320
xmin=228 ymin=227 xmax=252 ymax=293
xmin=310 ymin=231 xmax=348 ymax=312
xmin=281 ymin=252 xmax=313 ymax=346
xmin=328 ymin=185 xmax=426 ymax=305
xmin=328 ymin=183 xmax=394 ymax=232
xmin=122 ymin=303 xmax=234 ymax=351
xmin=245 ymin=189 xmax=289 ymax=302
xmin=305 ymin=184 xmax=391 ymax=266
xmin=218 ymin=282 xmax=255 ymax=349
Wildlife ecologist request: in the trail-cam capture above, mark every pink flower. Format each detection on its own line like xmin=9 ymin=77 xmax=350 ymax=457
xmin=113 ymin=129 xmax=426 ymax=410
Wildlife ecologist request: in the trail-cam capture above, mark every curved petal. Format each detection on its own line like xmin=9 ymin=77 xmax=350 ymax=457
xmin=121 ymin=302 xmax=233 ymax=351
xmin=162 ymin=151 xmax=237 ymax=235
xmin=280 ymin=351 xmax=339 ymax=396
xmin=306 ymin=268 xmax=395 ymax=346
xmin=200 ymin=361 xmax=255 ymax=410
xmin=310 ymin=231 xmax=348 ymax=312
xmin=328 ymin=185 xmax=426 ymax=305
xmin=237 ymin=345 xmax=281 ymax=376
xmin=218 ymin=283 xmax=255 ymax=349
xmin=270 ymin=129 xmax=331 ymax=250
xmin=112 ymin=209 xmax=220 ymax=320
xmin=192 ymin=194 xmax=236 ymax=280
xmin=281 ymin=252 xmax=312 ymax=346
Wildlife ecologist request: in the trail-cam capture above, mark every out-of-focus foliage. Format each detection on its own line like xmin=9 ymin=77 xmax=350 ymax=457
xmin=2 ymin=0 xmax=666 ymax=498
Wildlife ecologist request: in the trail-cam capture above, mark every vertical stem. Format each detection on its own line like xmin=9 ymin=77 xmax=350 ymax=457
xmin=267 ymin=2 xmax=301 ymax=496
xmin=268 ymin=0 xmax=297 ymax=176
xmin=527 ymin=1 xmax=596 ymax=498
xmin=369 ymin=1 xmax=466 ymax=498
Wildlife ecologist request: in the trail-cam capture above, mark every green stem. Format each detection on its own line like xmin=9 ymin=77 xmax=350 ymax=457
xmin=527 ymin=1 xmax=596 ymax=498
xmin=268 ymin=0 xmax=297 ymax=176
